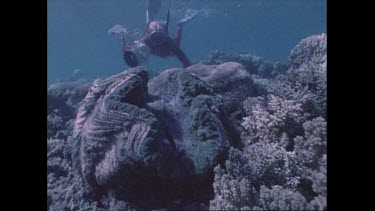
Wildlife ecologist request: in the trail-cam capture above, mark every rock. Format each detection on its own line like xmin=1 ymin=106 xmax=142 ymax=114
xmin=199 ymin=50 xmax=289 ymax=78
xmin=186 ymin=62 xmax=254 ymax=112
xmin=150 ymin=62 xmax=254 ymax=114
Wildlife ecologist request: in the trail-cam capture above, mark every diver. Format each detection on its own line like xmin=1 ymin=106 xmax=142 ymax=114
xmin=110 ymin=0 xmax=198 ymax=68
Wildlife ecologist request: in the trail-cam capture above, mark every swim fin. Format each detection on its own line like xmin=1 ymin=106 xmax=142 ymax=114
xmin=165 ymin=9 xmax=170 ymax=35
xmin=146 ymin=0 xmax=162 ymax=24
xmin=177 ymin=8 xmax=199 ymax=27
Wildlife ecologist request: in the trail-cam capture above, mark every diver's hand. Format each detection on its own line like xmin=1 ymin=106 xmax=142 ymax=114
xmin=108 ymin=25 xmax=128 ymax=42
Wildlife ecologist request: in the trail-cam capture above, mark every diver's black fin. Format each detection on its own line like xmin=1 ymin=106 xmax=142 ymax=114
xmin=165 ymin=9 xmax=170 ymax=35
xmin=146 ymin=0 xmax=162 ymax=24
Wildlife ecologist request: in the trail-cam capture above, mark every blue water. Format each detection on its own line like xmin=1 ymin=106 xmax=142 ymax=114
xmin=47 ymin=0 xmax=326 ymax=83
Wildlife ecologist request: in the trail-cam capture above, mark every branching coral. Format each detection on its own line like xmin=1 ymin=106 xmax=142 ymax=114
xmin=210 ymin=117 xmax=327 ymax=210
xmin=210 ymin=34 xmax=327 ymax=210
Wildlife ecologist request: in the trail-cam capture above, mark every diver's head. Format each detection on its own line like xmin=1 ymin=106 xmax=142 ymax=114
xmin=146 ymin=21 xmax=168 ymax=46
xmin=123 ymin=41 xmax=151 ymax=67
xmin=147 ymin=21 xmax=166 ymax=34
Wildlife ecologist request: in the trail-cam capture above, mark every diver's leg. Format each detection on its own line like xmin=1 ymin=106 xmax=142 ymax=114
xmin=174 ymin=47 xmax=191 ymax=68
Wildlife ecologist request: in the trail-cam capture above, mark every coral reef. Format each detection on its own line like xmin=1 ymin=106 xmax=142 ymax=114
xmin=210 ymin=34 xmax=327 ymax=210
xmin=47 ymin=34 xmax=326 ymax=210
xmin=47 ymin=79 xmax=92 ymax=139
xmin=209 ymin=117 xmax=326 ymax=210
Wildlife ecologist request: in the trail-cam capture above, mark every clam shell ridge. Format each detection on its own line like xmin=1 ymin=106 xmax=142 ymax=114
xmin=72 ymin=67 xmax=174 ymax=191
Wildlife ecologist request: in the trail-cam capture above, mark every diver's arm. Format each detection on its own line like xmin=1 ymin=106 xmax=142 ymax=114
xmin=123 ymin=41 xmax=130 ymax=52
xmin=138 ymin=35 xmax=148 ymax=44
xmin=173 ymin=47 xmax=191 ymax=68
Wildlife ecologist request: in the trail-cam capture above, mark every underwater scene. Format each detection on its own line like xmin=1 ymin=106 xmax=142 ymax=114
xmin=47 ymin=0 xmax=327 ymax=210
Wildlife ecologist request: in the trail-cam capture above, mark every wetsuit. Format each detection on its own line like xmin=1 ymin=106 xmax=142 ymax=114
xmin=139 ymin=27 xmax=191 ymax=68
xmin=123 ymin=0 xmax=193 ymax=68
